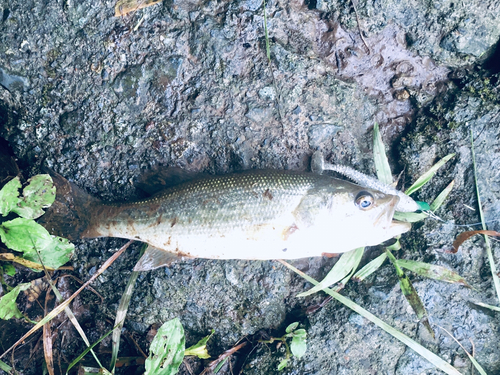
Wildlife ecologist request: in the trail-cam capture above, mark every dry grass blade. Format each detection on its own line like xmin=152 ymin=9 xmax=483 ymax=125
xmin=200 ymin=341 xmax=247 ymax=375
xmin=0 ymin=240 xmax=134 ymax=361
xmin=278 ymin=260 xmax=462 ymax=375
xmin=115 ymin=0 xmax=162 ymax=17
xmin=437 ymin=325 xmax=487 ymax=375
xmin=452 ymin=230 xmax=500 ymax=253
xmin=110 ymin=244 xmax=147 ymax=373
xmin=0 ymin=252 xmax=62 ymax=271
xmin=43 ymin=289 xmax=55 ymax=375
xmin=30 ymin=234 xmax=105 ymax=368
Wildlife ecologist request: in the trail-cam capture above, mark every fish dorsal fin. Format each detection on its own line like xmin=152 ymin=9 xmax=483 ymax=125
xmin=136 ymin=167 xmax=210 ymax=196
xmin=133 ymin=245 xmax=187 ymax=271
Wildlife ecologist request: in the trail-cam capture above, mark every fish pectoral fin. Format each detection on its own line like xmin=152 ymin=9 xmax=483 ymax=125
xmin=133 ymin=245 xmax=185 ymax=271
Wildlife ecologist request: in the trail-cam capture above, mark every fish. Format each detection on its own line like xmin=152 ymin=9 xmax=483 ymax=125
xmin=40 ymin=168 xmax=412 ymax=271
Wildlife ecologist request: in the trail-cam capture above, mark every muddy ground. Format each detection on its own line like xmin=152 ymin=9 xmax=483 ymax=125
xmin=1 ymin=0 xmax=500 ymax=373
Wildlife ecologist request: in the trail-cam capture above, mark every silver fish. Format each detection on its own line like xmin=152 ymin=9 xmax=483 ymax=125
xmin=41 ymin=168 xmax=411 ymax=270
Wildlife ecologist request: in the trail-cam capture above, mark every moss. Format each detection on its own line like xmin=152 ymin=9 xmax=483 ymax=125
xmin=40 ymin=84 xmax=54 ymax=107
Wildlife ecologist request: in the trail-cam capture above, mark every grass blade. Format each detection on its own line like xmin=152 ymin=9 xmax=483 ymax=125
xmin=405 ymin=154 xmax=455 ymax=196
xmin=353 ymin=253 xmax=387 ymax=282
xmin=297 ymin=247 xmax=364 ymax=297
xmin=470 ymin=129 xmax=500 ymax=303
xmin=430 ymin=180 xmax=455 ymax=212
xmin=278 ymin=260 xmax=462 ymax=375
xmin=0 ymin=241 xmax=133 ymax=361
xmin=438 ymin=325 xmax=488 ymax=375
xmin=470 ymin=301 xmax=500 ymax=312
xmin=263 ymin=0 xmax=271 ymax=61
xmin=0 ymin=360 xmax=12 ymax=372
xmin=396 ymin=259 xmax=470 ymax=287
xmin=66 ymin=328 xmax=115 ymax=374
xmin=110 ymin=244 xmax=148 ymax=373
xmin=386 ymin=250 xmax=434 ymax=338
xmin=373 ymin=123 xmax=393 ymax=185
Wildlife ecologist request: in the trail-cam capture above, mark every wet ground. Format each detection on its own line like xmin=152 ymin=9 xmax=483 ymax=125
xmin=1 ymin=0 xmax=500 ymax=373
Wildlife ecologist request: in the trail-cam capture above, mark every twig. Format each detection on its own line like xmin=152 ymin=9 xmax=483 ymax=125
xmin=0 ymin=240 xmax=134 ymax=361
xmin=351 ymin=0 xmax=370 ymax=54
xmin=200 ymin=342 xmax=247 ymax=375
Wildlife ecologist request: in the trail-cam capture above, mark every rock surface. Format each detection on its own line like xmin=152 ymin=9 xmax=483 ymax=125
xmin=1 ymin=0 xmax=500 ymax=373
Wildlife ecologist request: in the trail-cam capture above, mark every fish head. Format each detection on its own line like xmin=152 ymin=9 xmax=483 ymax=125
xmin=298 ymin=181 xmax=411 ymax=253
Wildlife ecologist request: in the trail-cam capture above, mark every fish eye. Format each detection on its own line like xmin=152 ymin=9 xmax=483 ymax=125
xmin=355 ymin=191 xmax=374 ymax=210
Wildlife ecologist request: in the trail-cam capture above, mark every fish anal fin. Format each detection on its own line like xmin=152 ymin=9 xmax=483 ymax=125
xmin=133 ymin=245 xmax=186 ymax=271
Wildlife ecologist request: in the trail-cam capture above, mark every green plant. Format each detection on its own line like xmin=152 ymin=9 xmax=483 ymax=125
xmin=286 ymin=123 xmax=489 ymax=374
xmin=0 ymin=174 xmax=74 ymax=321
xmin=259 ymin=322 xmax=307 ymax=371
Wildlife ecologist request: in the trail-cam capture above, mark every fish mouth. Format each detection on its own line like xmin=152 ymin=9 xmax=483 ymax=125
xmin=374 ymin=195 xmax=399 ymax=228
xmin=373 ymin=195 xmax=411 ymax=234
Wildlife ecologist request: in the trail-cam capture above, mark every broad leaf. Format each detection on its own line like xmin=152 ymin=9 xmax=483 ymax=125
xmin=145 ymin=318 xmax=185 ymax=375
xmin=277 ymin=359 xmax=287 ymax=371
xmin=290 ymin=329 xmax=307 ymax=358
xmin=13 ymin=174 xmax=55 ymax=219
xmin=0 ymin=177 xmax=21 ymax=216
xmin=285 ymin=322 xmax=299 ymax=334
xmin=0 ymin=282 xmax=30 ymax=320
xmin=0 ymin=218 xmax=73 ymax=269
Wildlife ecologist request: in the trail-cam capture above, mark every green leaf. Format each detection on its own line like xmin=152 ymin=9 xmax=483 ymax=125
xmin=470 ymin=129 xmax=500 ymax=304
xmin=0 ymin=359 xmax=12 ymax=372
xmin=405 ymin=154 xmax=455 ymax=196
xmin=430 ymin=180 xmax=455 ymax=212
xmin=0 ymin=282 xmax=30 ymax=320
xmin=373 ymin=123 xmax=393 ymax=185
xmin=470 ymin=301 xmax=500 ymax=312
xmin=66 ymin=327 xmax=115 ymax=375
xmin=298 ymin=247 xmax=364 ymax=297
xmin=277 ymin=359 xmax=287 ymax=371
xmin=290 ymin=330 xmax=307 ymax=358
xmin=285 ymin=322 xmax=299 ymax=334
xmin=0 ymin=177 xmax=21 ymax=216
xmin=2 ymin=263 xmax=16 ymax=276
xmin=184 ymin=329 xmax=214 ymax=359
xmin=353 ymin=253 xmax=387 ymax=282
xmin=12 ymin=174 xmax=56 ymax=219
xmin=397 ymin=259 xmax=470 ymax=287
xmin=279 ymin=260 xmax=463 ymax=375
xmin=0 ymin=218 xmax=74 ymax=269
xmin=386 ymin=250 xmax=434 ymax=338
xmin=145 ymin=318 xmax=185 ymax=375
xmin=393 ymin=211 xmax=428 ymax=223
xmin=213 ymin=358 xmax=228 ymax=373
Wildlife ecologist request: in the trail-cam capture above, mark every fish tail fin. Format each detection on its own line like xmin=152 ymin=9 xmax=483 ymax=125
xmin=38 ymin=168 xmax=101 ymax=241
